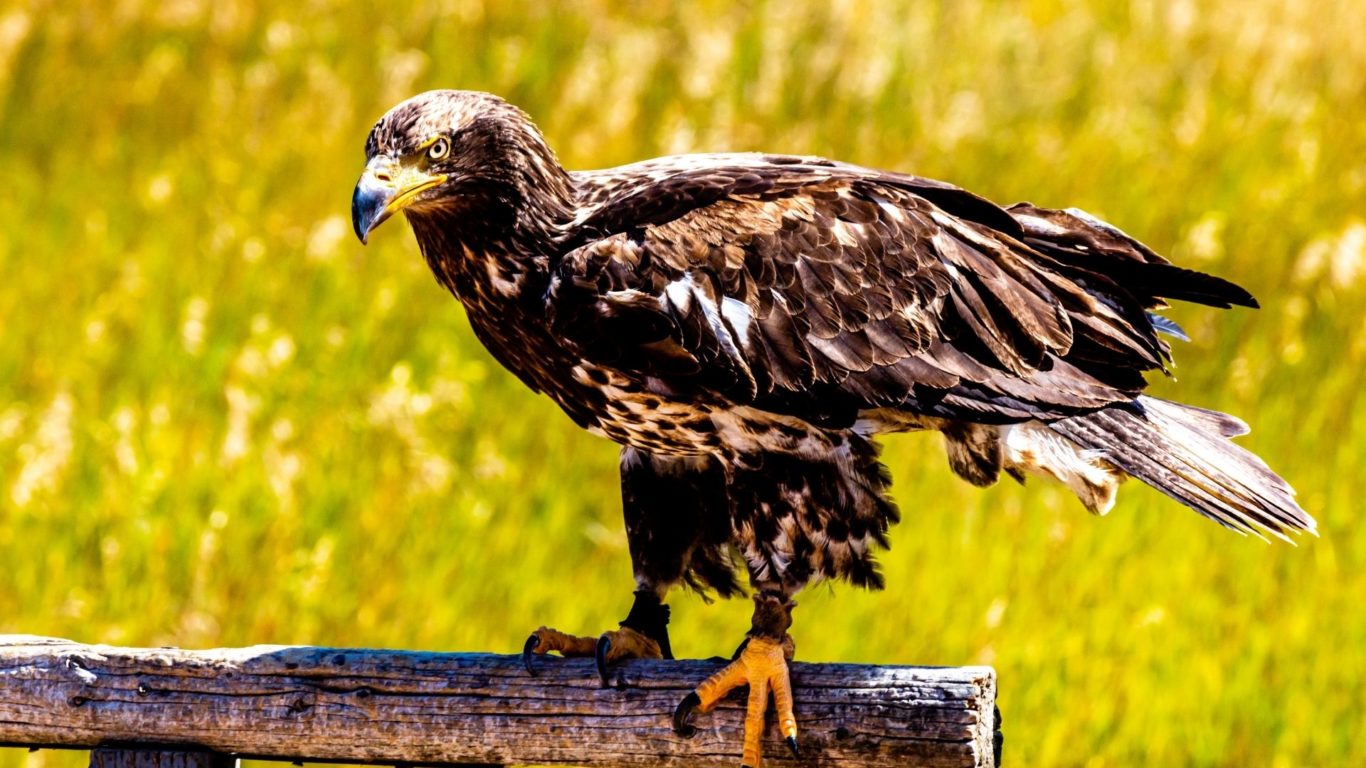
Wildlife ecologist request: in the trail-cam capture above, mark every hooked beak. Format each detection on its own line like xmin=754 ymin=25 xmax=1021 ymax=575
xmin=351 ymin=157 xmax=448 ymax=244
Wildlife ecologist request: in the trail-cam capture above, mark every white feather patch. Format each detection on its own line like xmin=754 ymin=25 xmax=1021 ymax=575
xmin=1001 ymin=421 xmax=1124 ymax=515
xmin=721 ymin=297 xmax=752 ymax=347
xmin=663 ymin=276 xmax=697 ymax=312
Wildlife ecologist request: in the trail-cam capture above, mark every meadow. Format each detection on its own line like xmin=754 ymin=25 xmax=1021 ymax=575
xmin=1 ymin=0 xmax=1363 ymax=765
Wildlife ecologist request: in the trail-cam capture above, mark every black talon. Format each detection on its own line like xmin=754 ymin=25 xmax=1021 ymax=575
xmin=731 ymin=637 xmax=750 ymax=660
xmin=786 ymin=735 xmax=800 ymax=759
xmin=672 ymin=691 xmax=701 ymax=737
xmin=594 ymin=635 xmax=613 ymax=688
xmin=521 ymin=634 xmax=540 ymax=676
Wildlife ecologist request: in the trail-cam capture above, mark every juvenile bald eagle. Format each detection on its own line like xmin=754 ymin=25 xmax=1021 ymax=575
xmin=352 ymin=90 xmax=1314 ymax=767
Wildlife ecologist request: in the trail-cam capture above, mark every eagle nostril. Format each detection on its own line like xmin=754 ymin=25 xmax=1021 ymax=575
xmin=374 ymin=170 xmax=393 ymax=183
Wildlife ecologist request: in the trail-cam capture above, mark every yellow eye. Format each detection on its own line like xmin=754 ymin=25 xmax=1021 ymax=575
xmin=427 ymin=137 xmax=450 ymax=161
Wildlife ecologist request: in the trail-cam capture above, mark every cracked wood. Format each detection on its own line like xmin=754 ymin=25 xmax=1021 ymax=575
xmin=0 ymin=635 xmax=998 ymax=767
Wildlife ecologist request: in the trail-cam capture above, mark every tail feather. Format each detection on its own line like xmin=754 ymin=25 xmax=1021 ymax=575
xmin=1149 ymin=399 xmax=1249 ymax=438
xmin=1048 ymin=397 xmax=1315 ymax=541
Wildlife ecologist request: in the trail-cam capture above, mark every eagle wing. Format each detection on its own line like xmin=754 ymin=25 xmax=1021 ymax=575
xmin=550 ymin=156 xmax=1253 ymax=425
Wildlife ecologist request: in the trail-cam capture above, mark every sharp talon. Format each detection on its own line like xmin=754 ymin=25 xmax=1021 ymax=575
xmin=521 ymin=634 xmax=540 ymax=676
xmin=672 ymin=692 xmax=701 ymax=737
xmin=595 ymin=635 xmax=613 ymax=688
xmin=786 ymin=735 xmax=800 ymax=759
xmin=731 ymin=637 xmax=749 ymax=660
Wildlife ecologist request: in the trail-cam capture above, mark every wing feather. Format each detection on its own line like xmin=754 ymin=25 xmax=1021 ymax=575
xmin=550 ymin=157 xmax=1255 ymax=425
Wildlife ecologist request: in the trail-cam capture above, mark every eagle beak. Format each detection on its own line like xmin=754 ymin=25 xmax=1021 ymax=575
xmin=351 ymin=157 xmax=448 ymax=244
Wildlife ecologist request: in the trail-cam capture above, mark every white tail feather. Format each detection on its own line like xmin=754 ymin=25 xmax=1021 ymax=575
xmin=1046 ymin=397 xmax=1315 ymax=541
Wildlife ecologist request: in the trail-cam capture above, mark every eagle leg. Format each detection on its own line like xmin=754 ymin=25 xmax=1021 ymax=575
xmin=522 ymin=589 xmax=671 ymax=685
xmin=673 ymin=591 xmax=799 ymax=767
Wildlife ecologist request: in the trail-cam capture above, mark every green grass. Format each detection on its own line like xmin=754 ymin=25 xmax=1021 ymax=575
xmin=2 ymin=1 xmax=1363 ymax=765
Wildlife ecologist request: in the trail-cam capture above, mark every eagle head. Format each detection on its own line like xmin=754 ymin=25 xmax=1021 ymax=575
xmin=351 ymin=90 xmax=569 ymax=244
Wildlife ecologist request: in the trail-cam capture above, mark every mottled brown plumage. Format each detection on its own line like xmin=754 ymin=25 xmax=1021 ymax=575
xmin=352 ymin=90 xmax=1314 ymax=766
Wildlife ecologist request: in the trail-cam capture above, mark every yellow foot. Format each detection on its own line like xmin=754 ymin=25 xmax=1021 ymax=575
xmin=673 ymin=636 xmax=799 ymax=767
xmin=522 ymin=625 xmax=662 ymax=686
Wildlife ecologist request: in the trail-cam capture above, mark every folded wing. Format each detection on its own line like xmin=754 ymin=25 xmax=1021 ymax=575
xmin=550 ymin=157 xmax=1250 ymax=425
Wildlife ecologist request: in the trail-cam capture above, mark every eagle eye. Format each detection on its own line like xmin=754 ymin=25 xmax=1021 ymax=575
xmin=426 ymin=137 xmax=450 ymax=162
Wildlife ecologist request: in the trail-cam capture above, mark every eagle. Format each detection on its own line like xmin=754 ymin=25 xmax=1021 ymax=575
xmin=351 ymin=90 xmax=1314 ymax=767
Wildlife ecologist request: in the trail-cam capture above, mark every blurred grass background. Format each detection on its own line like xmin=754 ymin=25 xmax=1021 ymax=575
xmin=1 ymin=0 xmax=1363 ymax=765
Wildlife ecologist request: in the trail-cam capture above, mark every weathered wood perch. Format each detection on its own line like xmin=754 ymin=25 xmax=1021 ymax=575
xmin=0 ymin=635 xmax=999 ymax=767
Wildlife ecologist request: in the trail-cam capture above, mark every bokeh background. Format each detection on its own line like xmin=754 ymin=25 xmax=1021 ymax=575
xmin=2 ymin=0 xmax=1363 ymax=765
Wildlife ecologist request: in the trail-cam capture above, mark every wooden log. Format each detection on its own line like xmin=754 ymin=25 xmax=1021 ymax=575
xmin=0 ymin=635 xmax=998 ymax=768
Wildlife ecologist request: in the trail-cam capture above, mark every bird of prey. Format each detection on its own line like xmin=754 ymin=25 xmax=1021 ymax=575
xmin=351 ymin=90 xmax=1314 ymax=767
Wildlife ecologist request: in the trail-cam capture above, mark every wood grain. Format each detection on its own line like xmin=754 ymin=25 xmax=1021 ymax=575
xmin=0 ymin=635 xmax=998 ymax=767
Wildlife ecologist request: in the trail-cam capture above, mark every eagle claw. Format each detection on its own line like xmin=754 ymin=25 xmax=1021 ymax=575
xmin=522 ymin=626 xmax=659 ymax=682
xmin=678 ymin=635 xmax=797 ymax=766
xmin=672 ymin=691 xmax=701 ymax=737
xmin=521 ymin=634 xmax=541 ymax=676
xmin=595 ymin=635 xmax=614 ymax=687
